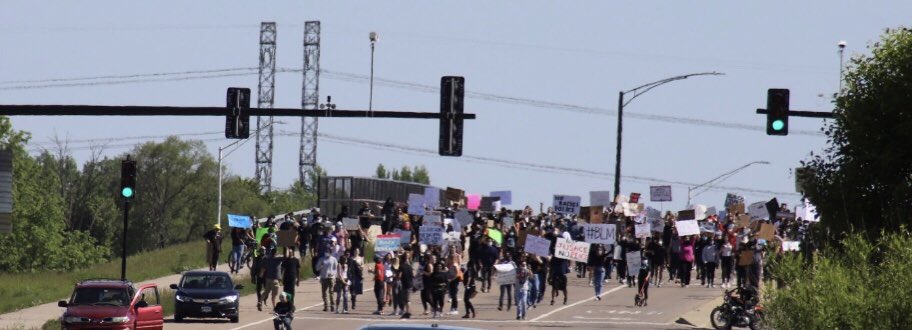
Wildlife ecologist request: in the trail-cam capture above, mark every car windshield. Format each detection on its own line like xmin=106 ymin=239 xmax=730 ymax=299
xmin=71 ymin=287 xmax=131 ymax=306
xmin=180 ymin=274 xmax=232 ymax=289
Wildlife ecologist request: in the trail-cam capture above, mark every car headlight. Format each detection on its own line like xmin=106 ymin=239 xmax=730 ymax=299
xmin=109 ymin=316 xmax=130 ymax=323
xmin=175 ymin=294 xmax=190 ymax=302
xmin=63 ymin=316 xmax=87 ymax=323
xmin=221 ymin=295 xmax=238 ymax=303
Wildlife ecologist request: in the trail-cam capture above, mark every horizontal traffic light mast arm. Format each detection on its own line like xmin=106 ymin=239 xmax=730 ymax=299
xmin=756 ymin=108 xmax=834 ymax=119
xmin=0 ymin=105 xmax=476 ymax=120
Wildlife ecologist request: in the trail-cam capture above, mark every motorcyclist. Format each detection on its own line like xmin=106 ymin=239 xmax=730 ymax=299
xmin=273 ymin=292 xmax=295 ymax=330
xmin=733 ymin=285 xmax=759 ymax=309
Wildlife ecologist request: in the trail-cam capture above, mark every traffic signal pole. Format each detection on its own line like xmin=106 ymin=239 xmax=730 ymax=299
xmin=0 ymin=105 xmax=475 ymax=119
xmin=121 ymin=199 xmax=129 ymax=281
xmin=756 ymin=108 xmax=835 ymax=119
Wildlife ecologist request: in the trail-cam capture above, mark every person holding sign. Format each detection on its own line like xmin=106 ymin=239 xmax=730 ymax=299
xmin=496 ymin=256 xmax=515 ymax=311
xmin=679 ymin=235 xmax=697 ymax=287
xmin=514 ymin=259 xmax=532 ymax=320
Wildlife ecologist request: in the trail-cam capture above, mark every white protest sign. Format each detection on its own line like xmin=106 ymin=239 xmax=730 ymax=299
xmin=553 ymin=195 xmax=582 ymax=215
xmin=424 ymin=214 xmax=442 ymax=227
xmin=623 ymin=203 xmax=644 ymax=217
xmin=455 ymin=210 xmax=473 ymax=229
xmin=582 ymin=224 xmax=616 ymax=245
xmin=748 ymin=201 xmax=769 ymax=220
xmin=795 ymin=199 xmax=820 ymax=222
xmin=407 ymin=193 xmax=426 ymax=215
xmin=502 ymin=217 xmax=514 ymax=229
xmin=649 ymin=216 xmax=665 ymax=233
xmin=589 ymin=191 xmax=613 ymax=210
xmin=424 ymin=187 xmax=440 ymax=208
xmin=444 ymin=218 xmax=454 ymax=228
xmin=395 ymin=229 xmax=412 ymax=245
xmin=635 ymin=223 xmax=651 ymax=238
xmin=782 ymin=241 xmax=801 ymax=252
xmin=626 ymin=251 xmax=642 ymax=276
xmin=692 ymin=204 xmax=707 ymax=220
xmin=494 ymin=263 xmax=517 ymax=285
xmin=676 ymin=220 xmax=700 ymax=236
xmin=342 ymin=217 xmax=360 ymax=231
xmin=555 ymin=238 xmax=590 ymax=262
xmin=523 ymin=235 xmax=551 ymax=257
xmin=649 ymin=185 xmax=672 ymax=202
xmin=419 ymin=226 xmax=444 ymax=246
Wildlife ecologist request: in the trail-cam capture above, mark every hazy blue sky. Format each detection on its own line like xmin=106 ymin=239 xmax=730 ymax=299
xmin=2 ymin=1 xmax=909 ymax=213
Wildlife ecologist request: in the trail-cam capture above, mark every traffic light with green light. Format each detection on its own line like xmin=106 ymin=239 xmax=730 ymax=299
xmin=121 ymin=158 xmax=136 ymax=199
xmin=767 ymin=88 xmax=789 ymax=136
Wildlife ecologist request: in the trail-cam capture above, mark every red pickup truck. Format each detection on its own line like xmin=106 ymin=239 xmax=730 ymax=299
xmin=58 ymin=279 xmax=163 ymax=330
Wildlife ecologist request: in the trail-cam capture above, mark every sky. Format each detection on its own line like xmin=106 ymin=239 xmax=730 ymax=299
xmin=1 ymin=1 xmax=909 ymax=214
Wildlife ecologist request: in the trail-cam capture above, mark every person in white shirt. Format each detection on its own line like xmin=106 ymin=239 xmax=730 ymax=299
xmin=316 ymin=252 xmax=339 ymax=312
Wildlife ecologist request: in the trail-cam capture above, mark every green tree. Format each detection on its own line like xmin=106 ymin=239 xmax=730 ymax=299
xmin=390 ymin=169 xmax=400 ymax=181
xmin=398 ymin=166 xmax=413 ymax=182
xmin=412 ymin=165 xmax=430 ymax=184
xmin=375 ymin=164 xmax=388 ymax=179
xmin=804 ymin=27 xmax=912 ymax=243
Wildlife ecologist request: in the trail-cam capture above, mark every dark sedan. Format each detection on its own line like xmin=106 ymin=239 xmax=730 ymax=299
xmin=171 ymin=271 xmax=242 ymax=323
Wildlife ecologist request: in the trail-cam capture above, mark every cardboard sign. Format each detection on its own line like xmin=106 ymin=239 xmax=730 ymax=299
xmin=502 ymin=217 xmax=515 ymax=229
xmin=736 ymin=215 xmax=751 ymax=228
xmin=343 ymin=217 xmax=361 ymax=231
xmin=635 ymin=223 xmax=651 ymax=238
xmin=738 ymin=250 xmax=754 ymax=266
xmin=445 ymin=187 xmax=464 ymax=202
xmin=678 ymin=210 xmax=696 ymax=221
xmin=424 ymin=187 xmax=441 ymax=208
xmin=517 ymin=228 xmax=528 ymax=247
xmin=276 ymin=230 xmax=297 ymax=247
xmin=455 ymin=210 xmax=473 ymax=228
xmin=555 ymin=238 xmax=590 ymax=262
xmin=590 ymin=191 xmax=613 ymax=209
xmin=490 ymin=191 xmax=512 ymax=205
xmin=553 ymin=195 xmax=582 ymax=215
xmin=582 ymin=224 xmax=616 ymax=245
xmin=480 ymin=196 xmax=500 ymax=212
xmin=626 ymin=251 xmax=642 ymax=277
xmin=524 ymin=234 xmax=551 ymax=257
xmin=227 ymin=214 xmax=252 ymax=228
xmin=375 ymin=234 xmax=402 ymax=252
xmin=419 ymin=226 xmax=444 ymax=246
xmin=494 ymin=263 xmax=517 ymax=285
xmin=629 ymin=193 xmax=641 ymax=204
xmin=395 ymin=229 xmax=412 ymax=245
xmin=408 ymin=193 xmax=427 ymax=216
xmin=466 ymin=194 xmax=481 ymax=211
xmin=759 ymin=223 xmax=776 ymax=240
xmin=728 ymin=203 xmax=745 ymax=215
xmin=650 ymin=185 xmax=672 ymax=202
xmin=676 ymin=220 xmax=700 ymax=236
xmin=589 ymin=206 xmax=604 ymax=224
xmin=782 ymin=241 xmax=801 ymax=252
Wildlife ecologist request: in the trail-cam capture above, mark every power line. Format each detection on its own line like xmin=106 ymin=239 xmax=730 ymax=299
xmin=0 ymin=67 xmax=257 ymax=85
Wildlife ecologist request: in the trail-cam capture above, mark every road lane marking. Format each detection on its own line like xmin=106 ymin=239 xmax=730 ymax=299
xmin=287 ymin=315 xmax=673 ymax=326
xmin=229 ymin=285 xmax=375 ymax=330
xmin=529 ymin=284 xmax=625 ymax=322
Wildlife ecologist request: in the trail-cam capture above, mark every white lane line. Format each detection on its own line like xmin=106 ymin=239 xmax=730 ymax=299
xmin=529 ymin=284 xmax=625 ymax=322
xmin=229 ymin=285 xmax=374 ymax=330
xmin=288 ymin=315 xmax=673 ymax=326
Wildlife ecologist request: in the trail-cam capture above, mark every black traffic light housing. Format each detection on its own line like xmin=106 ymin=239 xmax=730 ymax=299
xmin=439 ymin=76 xmax=465 ymax=156
xmin=121 ymin=157 xmax=136 ymax=199
xmin=767 ymin=88 xmax=790 ymax=136
xmin=225 ymin=87 xmax=251 ymax=139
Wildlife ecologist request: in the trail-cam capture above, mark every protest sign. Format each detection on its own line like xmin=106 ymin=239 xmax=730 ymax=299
xmin=707 ymin=206 xmax=718 ymax=217
xmin=693 ymin=204 xmax=707 ymax=220
xmin=728 ymin=203 xmax=746 ymax=215
xmin=635 ymin=223 xmax=651 ymax=238
xmin=277 ymin=230 xmax=297 ymax=247
xmin=615 ymin=194 xmax=629 ymax=204
xmin=455 ymin=210 xmax=473 ymax=229
xmin=227 ymin=214 xmax=252 ymax=228
xmin=765 ymin=198 xmax=780 ymax=221
xmin=590 ymin=191 xmax=613 ymax=209
xmin=700 ymin=221 xmax=717 ymax=233
xmin=650 ymin=185 xmax=672 ymax=202
xmin=445 ymin=187 xmax=464 ymax=202
xmin=502 ymin=217 xmax=514 ymax=229
xmin=626 ymin=251 xmax=642 ymax=277
xmin=623 ymin=203 xmax=644 ymax=217
xmin=738 ymin=250 xmax=754 ymax=266
xmin=629 ymin=193 xmax=641 ymax=204
xmin=517 ymin=228 xmax=528 ymax=247
xmin=776 ymin=211 xmax=796 ymax=220
xmin=759 ymin=223 xmax=776 ymax=240
xmin=553 ymin=195 xmax=582 ymax=215
xmin=795 ymin=199 xmax=820 ymax=222
xmin=419 ymin=226 xmax=444 ymax=246
xmin=424 ymin=214 xmax=442 ymax=227
xmin=555 ymin=238 xmax=590 ymax=262
xmin=524 ymin=234 xmax=550 ymax=257
xmin=490 ymin=191 xmax=512 ymax=205
xmin=255 ymin=228 xmax=269 ymax=243
xmin=395 ymin=229 xmax=412 ymax=245
xmin=424 ymin=187 xmax=440 ymax=208
xmin=375 ymin=234 xmax=401 ymax=252
xmin=343 ymin=217 xmax=361 ymax=231
xmin=466 ymin=194 xmax=481 ymax=211
xmin=582 ymin=224 xmax=616 ymax=245
xmin=480 ymin=196 xmax=500 ymax=212
xmin=487 ymin=228 xmax=504 ymax=245
xmin=494 ymin=263 xmax=517 ymax=285
xmin=589 ymin=206 xmax=604 ymax=224
xmin=782 ymin=241 xmax=801 ymax=252
xmin=724 ymin=193 xmax=745 ymax=207
xmin=678 ymin=210 xmax=696 ymax=220
xmin=676 ymin=220 xmax=700 ymax=236
xmin=649 ymin=216 xmax=665 ymax=233
xmin=748 ymin=201 xmax=768 ymax=219
xmin=408 ymin=193 xmax=427 ymax=215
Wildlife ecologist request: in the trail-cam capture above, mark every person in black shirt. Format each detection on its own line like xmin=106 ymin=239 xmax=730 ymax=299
xmin=397 ymin=253 xmax=413 ymax=319
xmin=272 ymin=292 xmax=295 ymax=330
xmin=282 ymin=256 xmax=300 ymax=304
xmin=461 ymin=264 xmax=477 ymax=319
xmin=204 ymin=224 xmax=222 ymax=271
xmin=230 ymin=227 xmax=246 ymax=274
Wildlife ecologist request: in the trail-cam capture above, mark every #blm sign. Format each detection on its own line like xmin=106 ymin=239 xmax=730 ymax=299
xmin=523 ymin=235 xmax=551 ymax=257
xmin=419 ymin=226 xmax=444 ymax=246
xmin=676 ymin=220 xmax=700 ymax=236
xmin=553 ymin=195 xmax=582 ymax=215
xmin=582 ymin=224 xmax=616 ymax=245
xmin=649 ymin=185 xmax=672 ymax=202
xmin=555 ymin=238 xmax=590 ymax=262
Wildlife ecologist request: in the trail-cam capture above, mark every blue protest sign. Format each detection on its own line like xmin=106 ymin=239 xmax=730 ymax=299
xmin=490 ymin=191 xmax=512 ymax=205
xmin=227 ymin=214 xmax=252 ymax=228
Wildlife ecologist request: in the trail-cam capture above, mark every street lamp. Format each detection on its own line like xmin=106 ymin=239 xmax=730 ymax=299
xmin=613 ymin=72 xmax=724 ymax=200
xmin=686 ymin=160 xmax=770 ymax=207
xmin=369 ymin=31 xmax=379 ymax=114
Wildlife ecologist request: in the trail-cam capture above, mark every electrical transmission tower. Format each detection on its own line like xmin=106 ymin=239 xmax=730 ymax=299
xmin=255 ymin=22 xmax=277 ymax=193
xmin=300 ymin=21 xmax=320 ymax=191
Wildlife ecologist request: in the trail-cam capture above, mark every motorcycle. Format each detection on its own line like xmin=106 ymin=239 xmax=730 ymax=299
xmin=272 ymin=312 xmax=293 ymax=330
xmin=710 ymin=288 xmax=763 ymax=329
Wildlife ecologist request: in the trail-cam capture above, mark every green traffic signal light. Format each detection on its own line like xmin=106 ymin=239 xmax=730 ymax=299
xmin=771 ymin=119 xmax=785 ymax=131
xmin=121 ymin=187 xmax=134 ymax=198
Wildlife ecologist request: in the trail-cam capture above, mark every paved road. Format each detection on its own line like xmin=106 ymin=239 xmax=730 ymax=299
xmin=168 ymin=270 xmax=724 ymax=330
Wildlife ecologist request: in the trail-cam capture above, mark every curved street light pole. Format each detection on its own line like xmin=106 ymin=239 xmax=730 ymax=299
xmin=614 ymin=72 xmax=724 ymax=200
xmin=686 ymin=160 xmax=770 ymax=207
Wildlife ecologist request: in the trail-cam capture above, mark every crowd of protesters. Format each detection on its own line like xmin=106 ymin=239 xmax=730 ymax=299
xmin=204 ymin=196 xmax=817 ymax=325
